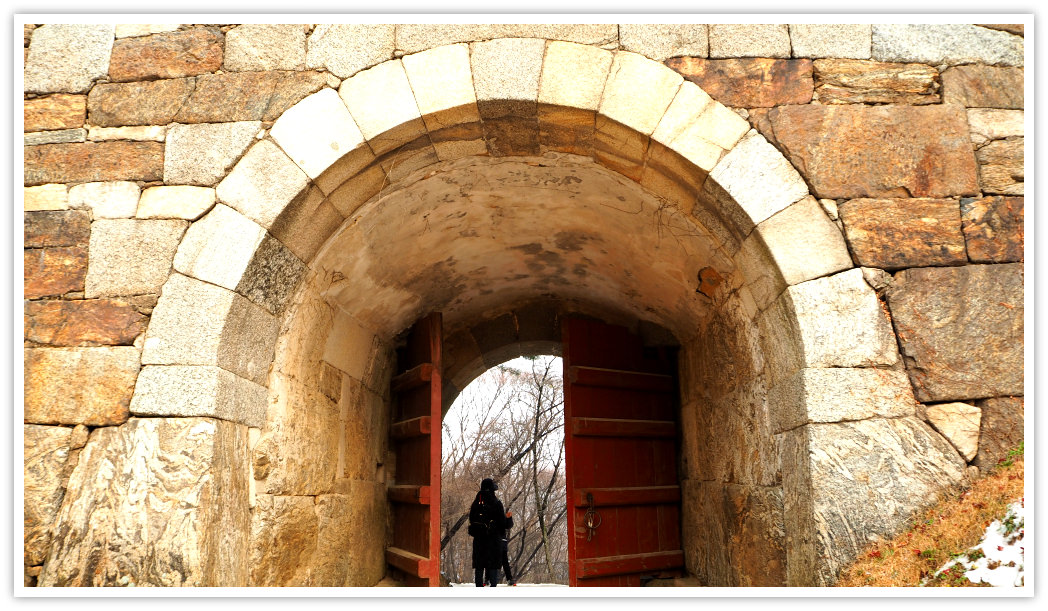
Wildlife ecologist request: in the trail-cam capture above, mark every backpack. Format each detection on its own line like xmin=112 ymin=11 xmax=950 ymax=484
xmin=467 ymin=498 xmax=492 ymax=537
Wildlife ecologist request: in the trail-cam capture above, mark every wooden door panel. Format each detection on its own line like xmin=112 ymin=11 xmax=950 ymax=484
xmin=563 ymin=316 xmax=684 ymax=586
xmin=387 ymin=313 xmax=442 ymax=587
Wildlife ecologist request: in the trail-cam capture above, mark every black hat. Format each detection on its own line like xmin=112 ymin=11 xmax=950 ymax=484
xmin=481 ymin=478 xmax=497 ymax=491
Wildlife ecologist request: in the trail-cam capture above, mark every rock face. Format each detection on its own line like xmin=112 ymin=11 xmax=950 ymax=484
xmin=813 ymin=59 xmax=939 ymax=105
xmin=888 ymin=264 xmax=1024 ymax=402
xmin=872 ymin=24 xmax=1024 ymax=67
xmin=24 ymin=347 xmax=140 ymax=425
xmin=24 ymin=299 xmax=147 ymax=346
xmin=925 ymin=402 xmax=982 ymax=462
xmin=665 ymin=58 xmax=813 ymax=107
xmin=164 ymin=121 xmax=262 ymax=186
xmin=108 ymin=28 xmax=224 ymax=82
xmin=802 ymin=417 xmax=967 ymax=585
xmin=838 ymin=198 xmax=966 ymax=269
xmin=38 ymin=418 xmax=250 ymax=586
xmin=941 ymin=65 xmax=1024 ymax=108
xmin=973 ymin=397 xmax=1024 ymax=471
xmin=24 ymin=425 xmax=83 ymax=567
xmin=960 ymin=196 xmax=1024 ymax=263
xmin=759 ymin=104 xmax=979 ymax=199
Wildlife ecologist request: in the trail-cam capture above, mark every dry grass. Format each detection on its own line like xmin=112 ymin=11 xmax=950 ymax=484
xmin=836 ymin=445 xmax=1024 ymax=587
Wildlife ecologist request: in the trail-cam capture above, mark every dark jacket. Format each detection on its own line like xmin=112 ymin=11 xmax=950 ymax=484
xmin=469 ymin=490 xmax=507 ymax=569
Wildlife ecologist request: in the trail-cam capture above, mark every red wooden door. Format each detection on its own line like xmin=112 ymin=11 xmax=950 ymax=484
xmin=386 ymin=312 xmax=443 ymax=586
xmin=562 ymin=316 xmax=684 ymax=586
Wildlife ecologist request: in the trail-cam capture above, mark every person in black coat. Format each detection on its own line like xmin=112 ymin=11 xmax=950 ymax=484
xmin=468 ymin=478 xmax=507 ymax=587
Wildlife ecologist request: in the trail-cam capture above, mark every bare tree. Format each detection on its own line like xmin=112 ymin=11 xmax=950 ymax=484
xmin=440 ymin=356 xmax=567 ymax=584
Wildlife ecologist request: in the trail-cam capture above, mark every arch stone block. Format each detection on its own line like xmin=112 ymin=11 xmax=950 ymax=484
xmin=706 ymin=129 xmax=811 ymax=236
xmin=537 ymin=41 xmax=613 ymax=155
xmin=752 ymin=195 xmax=853 ymax=287
xmin=142 ymin=273 xmax=278 ymax=385
xmin=401 ymin=43 xmax=484 ymax=160
xmin=758 ymin=268 xmax=897 ymax=387
xmin=216 ymin=139 xmax=310 ymax=231
xmin=338 ymin=59 xmax=424 ymax=156
xmin=270 ymin=88 xmax=369 ymax=183
xmin=130 ymin=365 xmax=267 ymax=427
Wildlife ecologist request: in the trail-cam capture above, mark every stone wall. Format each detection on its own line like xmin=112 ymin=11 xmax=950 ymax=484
xmin=23 ymin=22 xmax=1024 ymax=587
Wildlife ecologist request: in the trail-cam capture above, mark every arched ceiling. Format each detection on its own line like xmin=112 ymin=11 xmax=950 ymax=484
xmin=312 ymin=153 xmax=735 ymax=344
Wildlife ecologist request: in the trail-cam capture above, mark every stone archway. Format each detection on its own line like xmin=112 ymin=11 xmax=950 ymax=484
xmin=37 ymin=40 xmax=966 ymax=588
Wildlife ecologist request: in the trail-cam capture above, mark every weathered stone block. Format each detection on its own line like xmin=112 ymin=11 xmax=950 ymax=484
xmin=705 ymin=130 xmax=810 ymax=233
xmin=769 ymin=367 xmax=915 ymax=434
xmin=665 ymin=58 xmax=813 ymax=108
xmin=23 ymin=184 xmax=68 ymax=212
xmin=926 ymin=402 xmax=981 ymax=462
xmin=109 ymin=28 xmax=223 ymax=82
xmin=24 ymin=425 xmax=79 ymax=566
xmin=24 ymin=24 xmax=114 ymax=94
xmin=142 ymin=273 xmax=278 ymax=385
xmin=224 ymin=24 xmax=306 ymax=71
xmin=24 ymin=347 xmax=140 ymax=425
xmin=759 ymin=268 xmax=898 ymax=386
xmin=68 ymin=181 xmax=140 ymax=219
xmin=24 ymin=247 xmax=88 ymax=299
xmin=803 ymin=417 xmax=966 ymax=585
xmin=888 ymin=264 xmax=1023 ymax=402
xmin=753 ymin=196 xmax=852 ymax=286
xmin=599 ymin=51 xmax=683 ymax=135
xmin=789 ymin=24 xmax=871 ymax=59
xmin=873 ymin=24 xmax=1023 ymax=67
xmin=650 ymin=82 xmax=733 ymax=166
xmin=709 ymin=24 xmax=791 ymax=58
xmin=137 ymin=186 xmax=216 ymax=220
xmin=973 ymin=396 xmax=1024 ymax=471
xmin=24 ymin=141 xmax=164 ymax=186
xmin=164 ymin=121 xmax=261 ymax=186
xmin=130 ymin=365 xmax=267 ymax=427
xmin=621 ymin=24 xmax=708 ymax=61
xmin=759 ymin=104 xmax=979 ymax=199
xmin=24 ymin=299 xmax=147 ymax=346
xmin=255 ymin=373 xmax=340 ymax=495
xmin=271 ymin=88 xmax=368 ymax=181
xmin=178 ymin=70 xmax=332 ymax=123
xmin=38 ymin=417 xmax=250 ymax=586
xmin=307 ymin=24 xmax=394 ymax=78
xmin=87 ymin=78 xmax=196 ymax=127
xmin=313 ymin=487 xmax=387 ymax=586
xmin=24 ymin=94 xmax=86 ymax=132
xmin=838 ymin=198 xmax=966 ymax=270
xmin=24 ymin=129 xmax=87 ymax=146
xmin=24 ymin=210 xmax=90 ymax=248
xmin=85 ymin=219 xmax=188 ymax=298
xmin=87 ymin=125 xmax=167 ymax=142
xmin=812 ymin=58 xmax=939 ymax=105
xmin=976 ymin=137 xmax=1023 ymax=195
xmin=960 ymin=196 xmax=1023 ymax=263
xmin=216 ymin=139 xmax=310 ymax=231
xmin=249 ymin=494 xmax=317 ymax=586
xmin=941 ymin=65 xmax=1024 ymax=108
xmin=967 ymin=109 xmax=1024 ymax=147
